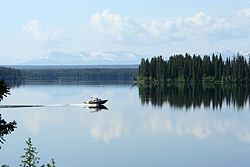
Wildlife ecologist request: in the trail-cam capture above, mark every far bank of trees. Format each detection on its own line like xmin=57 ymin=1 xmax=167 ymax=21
xmin=138 ymin=53 xmax=250 ymax=83
xmin=23 ymin=68 xmax=138 ymax=80
xmin=0 ymin=67 xmax=23 ymax=81
xmin=0 ymin=67 xmax=138 ymax=81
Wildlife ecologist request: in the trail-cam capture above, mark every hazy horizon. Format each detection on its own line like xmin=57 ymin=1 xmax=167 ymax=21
xmin=1 ymin=0 xmax=250 ymax=64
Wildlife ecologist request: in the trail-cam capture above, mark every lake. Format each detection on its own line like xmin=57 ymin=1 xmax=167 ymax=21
xmin=1 ymin=81 xmax=250 ymax=166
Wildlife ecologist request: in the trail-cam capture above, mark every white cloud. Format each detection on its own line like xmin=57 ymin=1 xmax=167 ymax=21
xmin=87 ymin=108 xmax=250 ymax=143
xmin=22 ymin=19 xmax=39 ymax=33
xmin=21 ymin=19 xmax=66 ymax=48
xmin=89 ymin=9 xmax=250 ymax=46
xmin=20 ymin=8 xmax=250 ymax=55
xmin=89 ymin=9 xmax=184 ymax=45
xmin=22 ymin=110 xmax=63 ymax=133
xmin=185 ymin=12 xmax=211 ymax=27
xmin=238 ymin=8 xmax=250 ymax=17
xmin=90 ymin=111 xmax=127 ymax=143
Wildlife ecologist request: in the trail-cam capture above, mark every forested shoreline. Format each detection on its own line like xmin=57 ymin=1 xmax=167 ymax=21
xmin=2 ymin=53 xmax=250 ymax=84
xmin=0 ymin=67 xmax=138 ymax=81
xmin=0 ymin=67 xmax=24 ymax=81
xmin=23 ymin=68 xmax=138 ymax=80
xmin=138 ymin=53 xmax=250 ymax=83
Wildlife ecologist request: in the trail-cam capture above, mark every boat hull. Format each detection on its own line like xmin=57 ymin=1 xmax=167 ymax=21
xmin=84 ymin=99 xmax=108 ymax=105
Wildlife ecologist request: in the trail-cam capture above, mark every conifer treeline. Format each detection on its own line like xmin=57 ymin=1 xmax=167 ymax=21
xmin=138 ymin=53 xmax=250 ymax=83
xmin=0 ymin=67 xmax=138 ymax=81
xmin=23 ymin=68 xmax=138 ymax=80
xmin=0 ymin=67 xmax=23 ymax=81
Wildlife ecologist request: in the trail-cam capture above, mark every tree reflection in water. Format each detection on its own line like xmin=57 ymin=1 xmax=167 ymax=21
xmin=138 ymin=83 xmax=250 ymax=108
xmin=0 ymin=80 xmax=17 ymax=149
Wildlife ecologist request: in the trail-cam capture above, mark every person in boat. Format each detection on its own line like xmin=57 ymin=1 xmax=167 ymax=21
xmin=84 ymin=97 xmax=108 ymax=105
xmin=94 ymin=97 xmax=101 ymax=102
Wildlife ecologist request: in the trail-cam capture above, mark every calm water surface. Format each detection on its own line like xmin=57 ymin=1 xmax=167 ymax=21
xmin=1 ymin=82 xmax=250 ymax=166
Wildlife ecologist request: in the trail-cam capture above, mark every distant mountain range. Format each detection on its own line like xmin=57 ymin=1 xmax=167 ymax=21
xmin=207 ymin=50 xmax=250 ymax=60
xmin=23 ymin=51 xmax=148 ymax=65
xmin=22 ymin=50 xmax=250 ymax=65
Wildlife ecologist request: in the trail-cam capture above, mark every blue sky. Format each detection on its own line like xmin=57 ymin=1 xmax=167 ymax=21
xmin=1 ymin=0 xmax=250 ymax=64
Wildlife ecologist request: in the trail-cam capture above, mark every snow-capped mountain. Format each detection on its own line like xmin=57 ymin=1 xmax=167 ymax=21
xmin=200 ymin=50 xmax=250 ymax=60
xmin=24 ymin=52 xmax=85 ymax=65
xmin=212 ymin=50 xmax=235 ymax=59
xmin=23 ymin=51 xmax=147 ymax=65
xmin=79 ymin=51 xmax=144 ymax=64
xmin=238 ymin=51 xmax=250 ymax=57
xmin=21 ymin=50 xmax=250 ymax=65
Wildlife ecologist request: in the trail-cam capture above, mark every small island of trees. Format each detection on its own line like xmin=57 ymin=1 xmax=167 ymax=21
xmin=138 ymin=53 xmax=250 ymax=83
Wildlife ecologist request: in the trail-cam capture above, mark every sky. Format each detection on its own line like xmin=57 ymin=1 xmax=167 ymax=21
xmin=1 ymin=0 xmax=250 ymax=64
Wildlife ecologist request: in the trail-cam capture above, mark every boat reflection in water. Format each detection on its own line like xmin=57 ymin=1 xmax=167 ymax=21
xmin=84 ymin=105 xmax=109 ymax=113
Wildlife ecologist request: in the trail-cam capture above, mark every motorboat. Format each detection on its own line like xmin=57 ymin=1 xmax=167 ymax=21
xmin=84 ymin=97 xmax=108 ymax=105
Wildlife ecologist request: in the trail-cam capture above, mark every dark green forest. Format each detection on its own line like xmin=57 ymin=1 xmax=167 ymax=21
xmin=0 ymin=67 xmax=138 ymax=81
xmin=0 ymin=67 xmax=23 ymax=81
xmin=23 ymin=68 xmax=138 ymax=80
xmin=138 ymin=53 xmax=250 ymax=83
